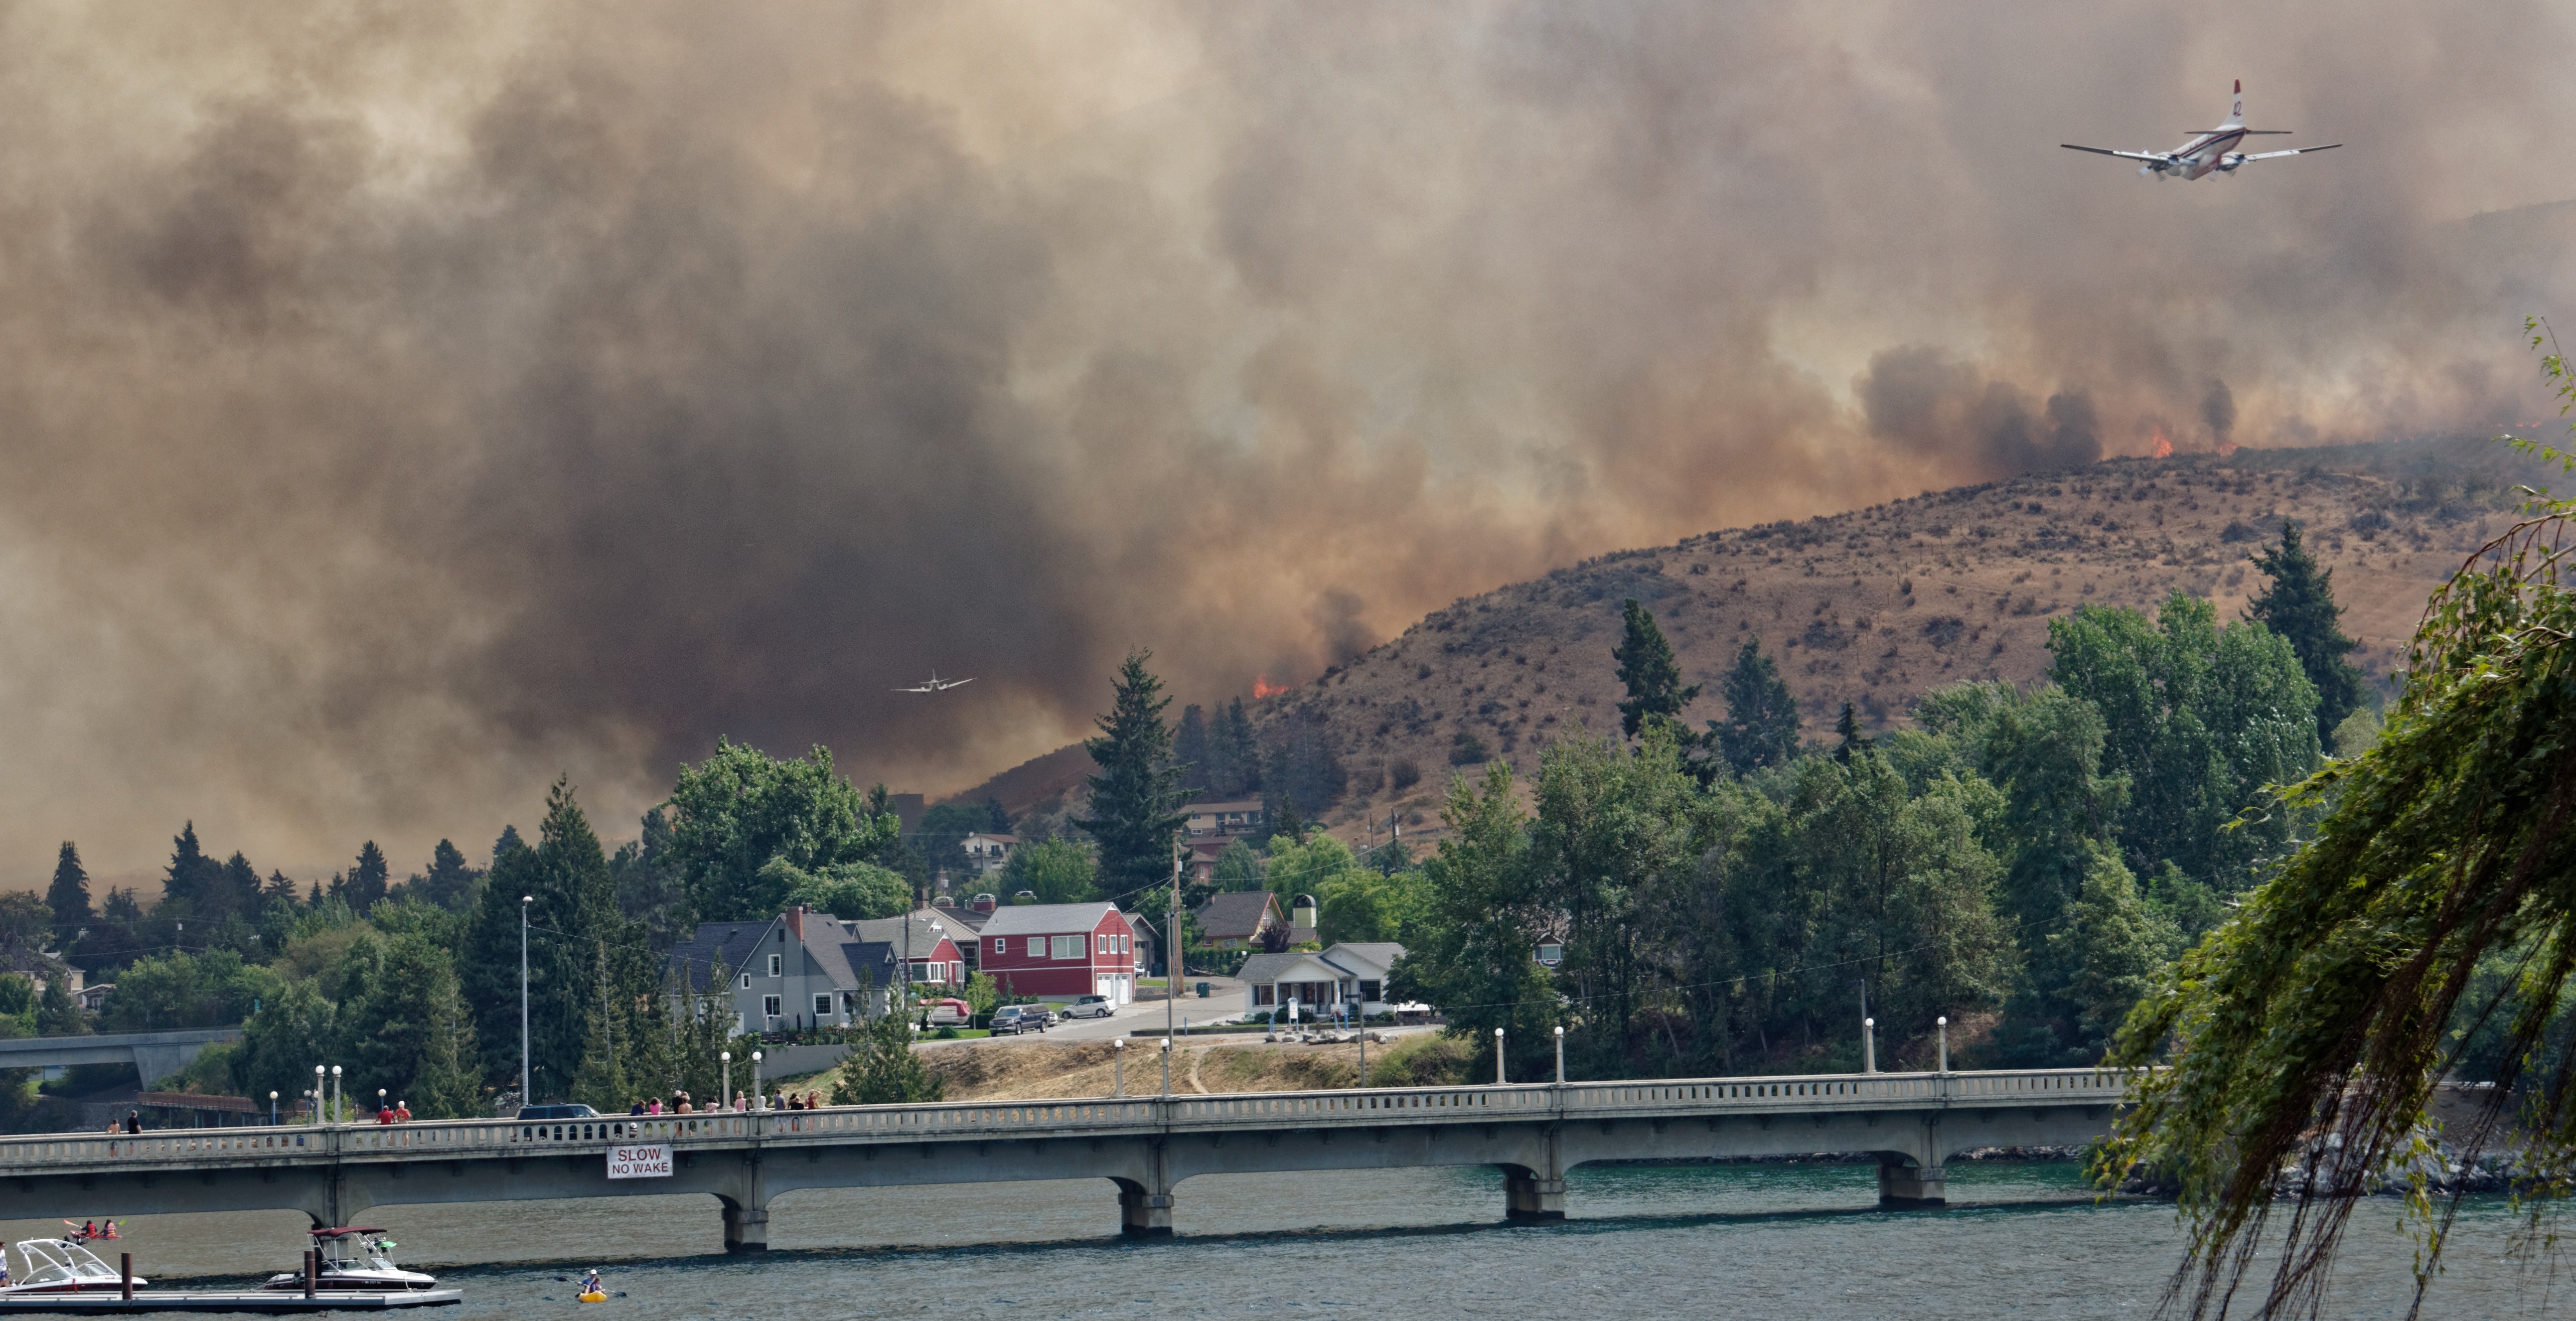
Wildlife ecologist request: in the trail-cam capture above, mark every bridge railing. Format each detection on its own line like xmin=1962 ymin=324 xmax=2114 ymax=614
xmin=0 ymin=1069 xmax=2134 ymax=1173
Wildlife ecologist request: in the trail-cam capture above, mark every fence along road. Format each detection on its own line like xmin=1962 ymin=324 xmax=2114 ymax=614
xmin=0 ymin=1068 xmax=2129 ymax=1248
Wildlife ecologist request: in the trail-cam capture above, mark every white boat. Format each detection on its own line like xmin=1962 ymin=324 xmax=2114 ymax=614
xmin=260 ymin=1229 xmax=437 ymax=1293
xmin=1 ymin=1238 xmax=147 ymax=1295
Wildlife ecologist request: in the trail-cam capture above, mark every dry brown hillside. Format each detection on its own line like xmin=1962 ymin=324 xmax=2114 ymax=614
xmin=950 ymin=440 xmax=2555 ymax=848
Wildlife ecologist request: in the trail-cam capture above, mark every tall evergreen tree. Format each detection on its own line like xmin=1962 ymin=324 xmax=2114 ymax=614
xmin=343 ymin=842 xmax=391 ymax=912
xmin=1833 ymin=701 xmax=1874 ymax=764
xmin=460 ymin=778 xmax=641 ymax=1101
xmin=2244 ymin=518 xmax=2367 ymax=748
xmin=45 ymin=842 xmax=91 ymax=951
xmin=1074 ymin=651 xmax=1190 ymax=899
xmin=217 ymin=852 xmax=261 ymax=920
xmin=492 ymin=825 xmax=524 ymax=864
xmin=1218 ymin=698 xmax=1259 ymax=797
xmin=1711 ymin=637 xmax=1801 ymax=773
xmin=1612 ymin=598 xmax=1699 ymax=738
xmin=1173 ymin=703 xmax=1213 ymax=798
xmin=162 ymin=822 xmax=220 ymax=915
xmin=413 ymin=839 xmax=483 ymax=912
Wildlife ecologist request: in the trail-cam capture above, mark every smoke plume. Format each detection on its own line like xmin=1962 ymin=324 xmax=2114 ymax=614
xmin=4 ymin=1 xmax=2573 ymax=879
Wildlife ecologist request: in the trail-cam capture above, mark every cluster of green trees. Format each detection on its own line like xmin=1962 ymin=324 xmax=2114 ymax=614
xmin=1375 ymin=520 xmax=2364 ymax=1081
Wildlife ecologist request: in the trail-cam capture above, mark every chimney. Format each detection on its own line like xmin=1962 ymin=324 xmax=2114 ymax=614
xmin=786 ymin=906 xmax=805 ymax=940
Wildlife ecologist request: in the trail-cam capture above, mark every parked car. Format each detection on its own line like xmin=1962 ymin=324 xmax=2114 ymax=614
xmin=1062 ymin=994 xmax=1116 ymax=1019
xmin=515 ymin=1103 xmax=600 ymax=1120
xmin=990 ymin=1005 xmax=1048 ymax=1036
xmin=921 ymin=998 xmax=974 ymax=1026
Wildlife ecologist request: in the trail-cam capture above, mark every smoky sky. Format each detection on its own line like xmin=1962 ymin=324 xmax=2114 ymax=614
xmin=5 ymin=0 xmax=2574 ymax=882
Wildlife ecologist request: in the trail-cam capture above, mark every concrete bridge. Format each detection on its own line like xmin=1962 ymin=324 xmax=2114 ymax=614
xmin=0 ymin=1068 xmax=2128 ymax=1249
xmin=0 ymin=1028 xmax=242 ymax=1086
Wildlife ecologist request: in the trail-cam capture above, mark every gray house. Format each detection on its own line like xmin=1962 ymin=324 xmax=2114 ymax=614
xmin=668 ymin=906 xmax=967 ymax=1034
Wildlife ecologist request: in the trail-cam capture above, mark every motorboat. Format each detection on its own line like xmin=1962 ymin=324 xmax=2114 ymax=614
xmin=0 ymin=1238 xmax=146 ymax=1294
xmin=261 ymin=1228 xmax=438 ymax=1292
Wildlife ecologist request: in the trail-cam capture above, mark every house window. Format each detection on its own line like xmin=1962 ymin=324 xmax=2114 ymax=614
xmin=739 ymin=973 xmax=751 ymax=989
xmin=1029 ymin=937 xmax=1045 ymax=956
xmin=813 ymin=993 xmax=833 ymax=1017
xmin=1049 ymin=934 xmax=1083 ymax=960
xmin=993 ymin=937 xmax=1006 ymax=954
xmin=1254 ymin=985 xmax=1275 ymax=1006
xmin=768 ymin=954 xmax=783 ymax=977
xmin=1359 ymin=979 xmax=1382 ymax=1001
xmin=762 ymin=994 xmax=782 ymax=1019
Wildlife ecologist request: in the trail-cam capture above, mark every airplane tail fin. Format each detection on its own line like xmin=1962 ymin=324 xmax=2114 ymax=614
xmin=2223 ymin=78 xmax=2244 ymax=128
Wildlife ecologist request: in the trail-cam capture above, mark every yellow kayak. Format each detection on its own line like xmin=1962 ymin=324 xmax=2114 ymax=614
xmin=579 ymin=1290 xmax=608 ymax=1302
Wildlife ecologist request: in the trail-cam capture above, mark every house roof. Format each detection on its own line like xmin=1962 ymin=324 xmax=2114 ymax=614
xmin=1237 ymin=951 xmax=1345 ymax=985
xmin=1184 ymin=799 xmax=1264 ymax=815
xmin=1325 ymin=942 xmax=1405 ymax=973
xmin=837 ymin=941 xmax=899 ymax=988
xmin=1193 ymin=891 xmax=1278 ymax=939
xmin=846 ymin=911 xmax=964 ymax=955
xmin=668 ymin=920 xmax=772 ymax=992
xmin=962 ymin=832 xmax=1018 ymax=845
xmin=1238 ymin=942 xmax=1408 ymax=986
xmin=977 ymin=901 xmax=1123 ymax=937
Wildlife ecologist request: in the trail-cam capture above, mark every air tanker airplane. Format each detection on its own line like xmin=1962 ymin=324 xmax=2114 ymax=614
xmin=2062 ymin=81 xmax=2339 ymax=180
xmin=893 ymin=671 xmax=975 ymax=693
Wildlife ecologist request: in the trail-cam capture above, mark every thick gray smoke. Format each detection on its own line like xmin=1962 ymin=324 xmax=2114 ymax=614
xmin=4 ymin=1 xmax=2573 ymax=880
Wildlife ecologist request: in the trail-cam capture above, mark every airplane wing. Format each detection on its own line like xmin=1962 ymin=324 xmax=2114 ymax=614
xmin=942 ymin=677 xmax=975 ymax=688
xmin=2237 ymin=143 xmax=2340 ymax=162
xmin=2061 ymin=144 xmax=2171 ymax=163
xmin=892 ymin=684 xmax=932 ymax=693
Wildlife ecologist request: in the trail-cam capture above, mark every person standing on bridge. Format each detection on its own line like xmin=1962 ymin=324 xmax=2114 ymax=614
xmin=395 ymin=1099 xmax=412 ymax=1123
xmin=123 ymin=1110 xmax=140 ymax=1134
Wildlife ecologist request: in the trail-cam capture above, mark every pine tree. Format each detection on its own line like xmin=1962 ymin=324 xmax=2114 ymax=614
xmin=345 ymin=842 xmax=392 ymax=912
xmin=1220 ymin=698 xmax=1259 ymax=797
xmin=1712 ymin=637 xmax=1801 ymax=774
xmin=1173 ymin=703 xmax=1213 ymax=799
xmin=408 ymin=965 xmax=484 ymax=1119
xmin=2245 ymin=518 xmax=2366 ymax=748
xmin=45 ymin=842 xmax=91 ymax=952
xmin=1073 ymin=652 xmax=1190 ymax=898
xmin=1833 ymin=702 xmax=1874 ymax=764
xmin=492 ymin=825 xmax=524 ymax=863
xmin=1612 ymin=598 xmax=1699 ymax=738
xmin=163 ymin=822 xmax=219 ymax=915
xmin=830 ymin=1010 xmax=944 ymax=1104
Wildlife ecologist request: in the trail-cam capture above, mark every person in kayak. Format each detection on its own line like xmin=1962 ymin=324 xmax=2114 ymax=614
xmin=581 ymin=1268 xmax=603 ymax=1295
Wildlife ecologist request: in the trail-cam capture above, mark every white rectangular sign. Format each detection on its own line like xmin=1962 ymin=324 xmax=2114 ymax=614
xmin=607 ymin=1143 xmax=672 ymax=1179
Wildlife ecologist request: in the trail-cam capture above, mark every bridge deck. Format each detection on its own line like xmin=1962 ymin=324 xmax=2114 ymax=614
xmin=0 ymin=1068 xmax=2128 ymax=1176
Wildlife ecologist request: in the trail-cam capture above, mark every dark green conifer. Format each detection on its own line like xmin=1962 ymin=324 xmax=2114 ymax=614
xmin=1612 ymin=598 xmax=1699 ymax=738
xmin=1073 ymin=651 xmax=1190 ymax=899
xmin=45 ymin=842 xmax=91 ymax=951
xmin=1712 ymin=637 xmax=1801 ymax=774
xmin=2245 ymin=518 xmax=2366 ymax=747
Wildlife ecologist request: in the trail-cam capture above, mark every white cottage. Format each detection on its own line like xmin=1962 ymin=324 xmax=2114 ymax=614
xmin=1237 ymin=942 xmax=1404 ymax=1020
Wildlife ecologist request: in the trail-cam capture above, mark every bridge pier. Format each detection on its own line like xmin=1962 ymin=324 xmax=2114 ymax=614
xmin=1502 ymin=1170 xmax=1566 ymax=1221
xmin=721 ymin=1200 xmax=771 ymax=1252
xmin=1116 ymin=1143 xmax=1175 ymax=1238
xmin=1876 ymin=1159 xmax=1945 ymax=1209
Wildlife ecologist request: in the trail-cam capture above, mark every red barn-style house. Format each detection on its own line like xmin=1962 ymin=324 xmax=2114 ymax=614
xmin=978 ymin=902 xmax=1139 ymax=1004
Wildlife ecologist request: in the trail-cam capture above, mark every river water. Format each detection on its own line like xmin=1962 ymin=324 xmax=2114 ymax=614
xmin=2 ymin=1160 xmax=2561 ymax=1318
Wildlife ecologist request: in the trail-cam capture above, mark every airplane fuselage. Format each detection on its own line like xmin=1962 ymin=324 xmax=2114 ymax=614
xmin=2159 ymin=128 xmax=2246 ymax=180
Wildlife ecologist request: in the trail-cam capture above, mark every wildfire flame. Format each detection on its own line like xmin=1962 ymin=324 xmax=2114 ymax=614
xmin=2150 ymin=428 xmax=2173 ymax=460
xmin=1253 ymin=675 xmax=1283 ymax=699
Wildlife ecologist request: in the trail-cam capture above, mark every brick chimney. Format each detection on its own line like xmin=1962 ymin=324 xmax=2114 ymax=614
xmin=786 ymin=906 xmax=805 ymax=940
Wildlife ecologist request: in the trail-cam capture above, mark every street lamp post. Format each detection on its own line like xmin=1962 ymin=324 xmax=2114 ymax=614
xmin=720 ymin=1051 xmax=732 ymax=1111
xmin=377 ymin=1088 xmax=386 ymax=1120
xmin=330 ymin=1066 xmax=342 ymax=1124
xmin=1494 ymin=1027 xmax=1506 ymax=1086
xmin=1114 ymin=1039 xmax=1125 ymax=1098
xmin=751 ymin=1050 xmax=764 ymax=1111
xmin=1160 ymin=1037 xmax=1171 ymax=1098
xmin=1863 ymin=1018 xmax=1877 ymax=1074
xmin=312 ymin=1067 xmax=324 ymax=1124
xmin=520 ymin=896 xmax=533 ymax=1107
xmin=1554 ymin=1025 xmax=1565 ymax=1085
xmin=269 ymin=1091 xmax=278 ymax=1126
xmin=1937 ymin=1016 xmax=1949 ymax=1074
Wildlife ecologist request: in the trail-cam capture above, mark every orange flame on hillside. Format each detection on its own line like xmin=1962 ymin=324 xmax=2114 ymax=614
xmin=2150 ymin=428 xmax=2173 ymax=459
xmin=1253 ymin=675 xmax=1283 ymax=699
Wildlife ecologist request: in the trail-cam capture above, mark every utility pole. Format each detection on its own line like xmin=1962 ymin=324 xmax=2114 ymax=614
xmin=1166 ymin=835 xmax=1181 ymax=1050
xmin=520 ymin=896 xmax=533 ymax=1106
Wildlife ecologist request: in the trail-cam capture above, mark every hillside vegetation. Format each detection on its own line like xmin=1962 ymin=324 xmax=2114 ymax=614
xmin=955 ymin=440 xmax=2546 ymax=847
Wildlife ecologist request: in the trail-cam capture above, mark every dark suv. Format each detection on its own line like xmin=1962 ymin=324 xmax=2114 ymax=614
xmin=515 ymin=1103 xmax=601 ymax=1120
xmin=990 ymin=1005 xmax=1048 ymax=1036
